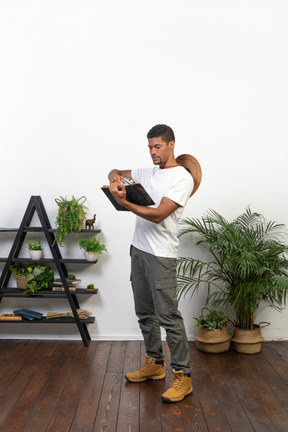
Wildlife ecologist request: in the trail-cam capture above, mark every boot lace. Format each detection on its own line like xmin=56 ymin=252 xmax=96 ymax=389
xmin=139 ymin=358 xmax=153 ymax=372
xmin=171 ymin=374 xmax=185 ymax=391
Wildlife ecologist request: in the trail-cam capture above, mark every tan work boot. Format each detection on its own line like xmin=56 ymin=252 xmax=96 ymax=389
xmin=125 ymin=355 xmax=166 ymax=383
xmin=161 ymin=370 xmax=193 ymax=403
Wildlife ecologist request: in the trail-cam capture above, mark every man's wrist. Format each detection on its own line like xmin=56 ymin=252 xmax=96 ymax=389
xmin=108 ymin=169 xmax=120 ymax=182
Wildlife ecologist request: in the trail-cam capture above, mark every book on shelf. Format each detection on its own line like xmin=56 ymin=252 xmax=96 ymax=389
xmin=101 ymin=183 xmax=155 ymax=211
xmin=0 ymin=314 xmax=22 ymax=321
xmin=55 ymin=278 xmax=81 ymax=285
xmin=52 ymin=286 xmax=77 ymax=292
xmin=13 ymin=309 xmax=43 ymax=320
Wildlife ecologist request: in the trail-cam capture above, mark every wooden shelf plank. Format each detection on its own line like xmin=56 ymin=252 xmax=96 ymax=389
xmin=10 ymin=258 xmax=98 ymax=264
xmin=25 ymin=227 xmax=101 ymax=233
xmin=0 ymin=316 xmax=95 ymax=324
xmin=0 ymin=288 xmax=98 ymax=298
xmin=0 ymin=228 xmax=101 ymax=233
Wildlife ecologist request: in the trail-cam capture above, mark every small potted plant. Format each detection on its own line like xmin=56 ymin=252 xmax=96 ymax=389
xmin=194 ymin=308 xmax=232 ymax=353
xmin=10 ymin=263 xmax=54 ymax=295
xmin=10 ymin=263 xmax=28 ymax=289
xmin=78 ymin=237 xmax=107 ymax=261
xmin=27 ymin=240 xmax=43 ymax=260
xmin=85 ymin=283 xmax=97 ymax=292
xmin=54 ymin=196 xmax=88 ymax=246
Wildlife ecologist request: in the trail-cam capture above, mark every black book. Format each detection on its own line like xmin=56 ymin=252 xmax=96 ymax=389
xmin=101 ymin=183 xmax=155 ymax=211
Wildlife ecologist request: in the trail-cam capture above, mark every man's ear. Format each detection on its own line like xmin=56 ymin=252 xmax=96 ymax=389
xmin=169 ymin=140 xmax=175 ymax=150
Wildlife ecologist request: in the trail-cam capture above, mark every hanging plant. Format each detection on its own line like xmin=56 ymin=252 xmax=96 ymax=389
xmin=54 ymin=196 xmax=88 ymax=246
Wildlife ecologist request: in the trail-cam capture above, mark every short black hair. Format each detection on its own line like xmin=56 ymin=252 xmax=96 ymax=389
xmin=147 ymin=124 xmax=175 ymax=144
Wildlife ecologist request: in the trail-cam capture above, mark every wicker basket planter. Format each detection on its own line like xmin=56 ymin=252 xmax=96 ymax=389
xmin=15 ymin=275 xmax=27 ymax=290
xmin=195 ymin=326 xmax=232 ymax=353
xmin=232 ymin=323 xmax=269 ymax=354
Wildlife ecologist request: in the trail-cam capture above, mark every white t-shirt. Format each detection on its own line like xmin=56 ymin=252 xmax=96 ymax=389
xmin=131 ymin=166 xmax=193 ymax=258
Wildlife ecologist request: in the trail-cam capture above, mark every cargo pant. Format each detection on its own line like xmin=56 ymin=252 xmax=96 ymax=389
xmin=130 ymin=246 xmax=192 ymax=374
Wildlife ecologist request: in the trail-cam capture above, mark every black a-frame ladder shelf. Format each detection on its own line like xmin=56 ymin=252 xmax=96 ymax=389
xmin=0 ymin=195 xmax=101 ymax=346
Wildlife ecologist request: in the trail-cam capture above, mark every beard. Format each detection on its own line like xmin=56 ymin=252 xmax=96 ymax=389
xmin=152 ymin=156 xmax=161 ymax=165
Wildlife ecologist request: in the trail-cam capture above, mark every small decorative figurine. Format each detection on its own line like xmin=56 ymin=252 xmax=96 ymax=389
xmin=85 ymin=214 xmax=96 ymax=230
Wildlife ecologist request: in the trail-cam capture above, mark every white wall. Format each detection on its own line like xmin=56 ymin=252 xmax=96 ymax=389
xmin=0 ymin=0 xmax=288 ymax=341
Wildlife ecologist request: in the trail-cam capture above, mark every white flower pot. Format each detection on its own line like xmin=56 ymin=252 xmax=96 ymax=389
xmin=29 ymin=250 xmax=43 ymax=260
xmin=85 ymin=252 xmax=98 ymax=262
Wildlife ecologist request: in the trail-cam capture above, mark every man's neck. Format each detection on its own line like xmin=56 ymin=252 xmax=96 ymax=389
xmin=160 ymin=158 xmax=178 ymax=169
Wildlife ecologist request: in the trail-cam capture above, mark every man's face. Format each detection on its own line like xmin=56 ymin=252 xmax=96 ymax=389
xmin=148 ymin=137 xmax=174 ymax=168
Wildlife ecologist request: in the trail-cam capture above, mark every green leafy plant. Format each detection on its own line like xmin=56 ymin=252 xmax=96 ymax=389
xmin=54 ymin=196 xmax=88 ymax=246
xmin=10 ymin=263 xmax=54 ymax=296
xmin=86 ymin=284 xmax=95 ymax=290
xmin=68 ymin=274 xmax=76 ymax=280
xmin=25 ymin=265 xmax=55 ymax=296
xmin=177 ymin=207 xmax=288 ymax=329
xmin=195 ymin=309 xmax=228 ymax=330
xmin=78 ymin=238 xmax=107 ymax=254
xmin=27 ymin=240 xmax=42 ymax=251
xmin=10 ymin=263 xmax=27 ymax=276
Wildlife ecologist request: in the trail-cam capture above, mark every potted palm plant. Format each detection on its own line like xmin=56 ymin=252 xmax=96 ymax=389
xmin=177 ymin=207 xmax=288 ymax=354
xmin=78 ymin=237 xmax=107 ymax=261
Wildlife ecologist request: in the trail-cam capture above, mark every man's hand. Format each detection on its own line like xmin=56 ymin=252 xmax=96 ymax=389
xmin=107 ymin=168 xmax=180 ymax=222
xmin=109 ymin=173 xmax=124 ymax=184
xmin=109 ymin=180 xmax=128 ymax=207
xmin=108 ymin=169 xmax=132 ymax=184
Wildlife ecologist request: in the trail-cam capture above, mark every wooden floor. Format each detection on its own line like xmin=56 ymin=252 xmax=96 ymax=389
xmin=0 ymin=340 xmax=287 ymax=432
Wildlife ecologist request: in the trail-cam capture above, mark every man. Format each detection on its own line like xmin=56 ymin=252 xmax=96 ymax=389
xmin=108 ymin=124 xmax=193 ymax=403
